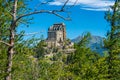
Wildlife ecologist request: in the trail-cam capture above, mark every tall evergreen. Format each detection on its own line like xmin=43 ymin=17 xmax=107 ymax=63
xmin=104 ymin=0 xmax=120 ymax=79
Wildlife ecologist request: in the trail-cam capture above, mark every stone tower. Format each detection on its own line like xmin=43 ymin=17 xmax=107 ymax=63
xmin=46 ymin=23 xmax=66 ymax=47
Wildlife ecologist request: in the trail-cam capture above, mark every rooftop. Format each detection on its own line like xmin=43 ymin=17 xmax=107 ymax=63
xmin=48 ymin=23 xmax=65 ymax=31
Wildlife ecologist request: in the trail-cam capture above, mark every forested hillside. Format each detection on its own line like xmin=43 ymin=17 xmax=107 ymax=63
xmin=0 ymin=0 xmax=120 ymax=80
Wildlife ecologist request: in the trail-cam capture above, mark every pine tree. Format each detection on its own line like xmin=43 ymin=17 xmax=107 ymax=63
xmin=66 ymin=32 xmax=100 ymax=79
xmin=104 ymin=0 xmax=120 ymax=79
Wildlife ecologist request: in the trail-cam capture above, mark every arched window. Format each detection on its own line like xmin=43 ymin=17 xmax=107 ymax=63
xmin=54 ymin=27 xmax=57 ymax=30
xmin=59 ymin=27 xmax=62 ymax=30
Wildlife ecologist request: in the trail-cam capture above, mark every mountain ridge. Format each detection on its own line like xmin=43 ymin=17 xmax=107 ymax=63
xmin=71 ymin=35 xmax=106 ymax=54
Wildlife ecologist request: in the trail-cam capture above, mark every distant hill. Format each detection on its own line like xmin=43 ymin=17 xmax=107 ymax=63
xmin=71 ymin=35 xmax=106 ymax=54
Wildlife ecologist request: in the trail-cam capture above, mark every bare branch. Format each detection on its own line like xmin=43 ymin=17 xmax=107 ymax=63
xmin=52 ymin=11 xmax=71 ymax=20
xmin=34 ymin=0 xmax=53 ymax=10
xmin=18 ymin=20 xmax=30 ymax=26
xmin=0 ymin=40 xmax=11 ymax=46
xmin=17 ymin=30 xmax=45 ymax=36
xmin=16 ymin=10 xmax=50 ymax=22
xmin=15 ymin=9 xmax=70 ymax=23
xmin=15 ymin=0 xmax=72 ymax=23
xmin=61 ymin=0 xmax=69 ymax=11
xmin=66 ymin=0 xmax=78 ymax=9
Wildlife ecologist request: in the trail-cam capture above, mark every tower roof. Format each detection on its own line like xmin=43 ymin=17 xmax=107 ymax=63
xmin=54 ymin=23 xmax=65 ymax=26
xmin=48 ymin=23 xmax=65 ymax=31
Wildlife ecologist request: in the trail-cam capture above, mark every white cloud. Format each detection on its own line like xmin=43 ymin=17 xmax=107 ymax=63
xmin=49 ymin=1 xmax=63 ymax=5
xmin=49 ymin=0 xmax=115 ymax=11
xmin=80 ymin=8 xmax=108 ymax=11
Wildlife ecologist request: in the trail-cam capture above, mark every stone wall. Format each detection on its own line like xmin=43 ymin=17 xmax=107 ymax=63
xmin=46 ymin=23 xmax=66 ymax=48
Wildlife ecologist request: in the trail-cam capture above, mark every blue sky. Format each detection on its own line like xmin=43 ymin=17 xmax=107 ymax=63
xmin=18 ymin=0 xmax=115 ymax=39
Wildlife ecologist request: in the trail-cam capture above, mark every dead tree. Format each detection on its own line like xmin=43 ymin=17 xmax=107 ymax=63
xmin=0 ymin=0 xmax=77 ymax=80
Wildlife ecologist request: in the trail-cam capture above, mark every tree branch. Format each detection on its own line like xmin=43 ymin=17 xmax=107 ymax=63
xmin=0 ymin=40 xmax=11 ymax=46
xmin=52 ymin=11 xmax=71 ymax=20
xmin=15 ymin=0 xmax=72 ymax=23
xmin=67 ymin=0 xmax=78 ymax=9
xmin=16 ymin=30 xmax=45 ymax=36
xmin=34 ymin=0 xmax=53 ymax=10
xmin=15 ymin=9 xmax=71 ymax=23
xmin=61 ymin=0 xmax=69 ymax=11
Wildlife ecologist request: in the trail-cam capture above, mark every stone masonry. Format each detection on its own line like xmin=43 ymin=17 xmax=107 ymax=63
xmin=46 ymin=23 xmax=66 ymax=47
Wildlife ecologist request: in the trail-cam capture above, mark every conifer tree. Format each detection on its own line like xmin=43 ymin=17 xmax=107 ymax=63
xmin=66 ymin=32 xmax=100 ymax=79
xmin=104 ymin=0 xmax=120 ymax=79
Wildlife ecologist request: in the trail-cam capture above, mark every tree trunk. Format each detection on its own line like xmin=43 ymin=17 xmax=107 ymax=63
xmin=6 ymin=0 xmax=17 ymax=80
xmin=6 ymin=30 xmax=15 ymax=80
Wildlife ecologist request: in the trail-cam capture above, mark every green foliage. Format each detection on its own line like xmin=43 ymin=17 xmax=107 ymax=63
xmin=0 ymin=1 xmax=10 ymax=77
xmin=66 ymin=32 xmax=101 ymax=79
xmin=0 ymin=45 xmax=7 ymax=80
xmin=104 ymin=0 xmax=120 ymax=79
xmin=34 ymin=40 xmax=46 ymax=59
xmin=11 ymin=39 xmax=39 ymax=80
xmin=77 ymin=32 xmax=91 ymax=47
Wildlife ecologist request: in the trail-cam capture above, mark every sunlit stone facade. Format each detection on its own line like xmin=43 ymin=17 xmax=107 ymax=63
xmin=46 ymin=23 xmax=66 ymax=47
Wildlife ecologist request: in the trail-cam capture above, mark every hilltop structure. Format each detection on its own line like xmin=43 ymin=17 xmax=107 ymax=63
xmin=44 ymin=23 xmax=75 ymax=57
xmin=46 ymin=23 xmax=66 ymax=47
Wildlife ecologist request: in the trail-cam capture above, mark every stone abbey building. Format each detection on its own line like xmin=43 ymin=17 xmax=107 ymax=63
xmin=46 ymin=23 xmax=66 ymax=47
